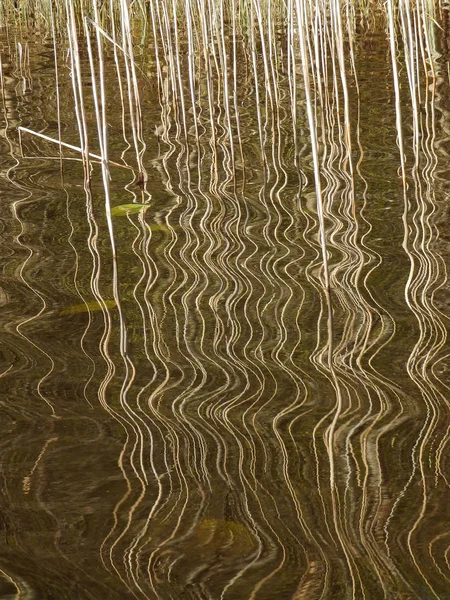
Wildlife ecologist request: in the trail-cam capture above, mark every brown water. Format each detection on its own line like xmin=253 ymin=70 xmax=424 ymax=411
xmin=0 ymin=10 xmax=449 ymax=600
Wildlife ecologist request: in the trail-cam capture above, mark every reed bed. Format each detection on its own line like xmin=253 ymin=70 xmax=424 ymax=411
xmin=10 ymin=0 xmax=443 ymax=283
xmin=1 ymin=1 xmax=449 ymax=599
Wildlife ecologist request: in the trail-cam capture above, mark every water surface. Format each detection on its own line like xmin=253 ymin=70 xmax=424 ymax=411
xmin=0 ymin=9 xmax=449 ymax=600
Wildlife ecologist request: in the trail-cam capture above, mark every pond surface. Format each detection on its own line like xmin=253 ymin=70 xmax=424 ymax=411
xmin=0 ymin=9 xmax=449 ymax=600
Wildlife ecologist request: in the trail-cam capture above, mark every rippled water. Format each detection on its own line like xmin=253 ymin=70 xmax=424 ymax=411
xmin=0 ymin=8 xmax=450 ymax=600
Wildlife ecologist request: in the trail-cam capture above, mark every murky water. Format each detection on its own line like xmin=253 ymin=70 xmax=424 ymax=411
xmin=0 ymin=6 xmax=450 ymax=600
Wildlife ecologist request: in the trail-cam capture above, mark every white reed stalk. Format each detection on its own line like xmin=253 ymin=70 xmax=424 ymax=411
xmin=387 ymin=0 xmax=407 ymax=183
xmin=249 ymin=0 xmax=265 ymax=161
xmin=231 ymin=0 xmax=245 ymax=171
xmin=147 ymin=0 xmax=164 ymax=102
xmin=93 ymin=1 xmax=110 ymax=182
xmin=119 ymin=0 xmax=147 ymax=175
xmin=17 ymin=126 xmax=131 ymax=169
xmin=287 ymin=0 xmax=299 ymax=166
xmin=65 ymin=0 xmax=91 ymax=181
xmin=49 ymin=0 xmax=62 ymax=161
xmin=294 ymin=0 xmax=331 ymax=291
xmin=217 ymin=0 xmax=235 ymax=164
xmin=196 ymin=0 xmax=218 ymax=157
xmin=85 ymin=15 xmax=116 ymax=259
xmin=331 ymin=0 xmax=353 ymax=175
xmin=185 ymin=0 xmax=200 ymax=140
xmin=170 ymin=0 xmax=188 ymax=140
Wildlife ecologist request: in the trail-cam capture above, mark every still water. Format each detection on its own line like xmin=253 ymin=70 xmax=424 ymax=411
xmin=0 ymin=7 xmax=449 ymax=600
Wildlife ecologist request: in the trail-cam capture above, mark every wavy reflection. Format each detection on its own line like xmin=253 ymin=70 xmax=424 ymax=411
xmin=0 ymin=3 xmax=449 ymax=600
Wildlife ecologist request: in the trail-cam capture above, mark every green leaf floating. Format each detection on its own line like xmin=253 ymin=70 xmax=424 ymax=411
xmin=146 ymin=224 xmax=171 ymax=232
xmin=187 ymin=519 xmax=256 ymax=558
xmin=59 ymin=299 xmax=117 ymax=316
xmin=111 ymin=203 xmax=150 ymax=216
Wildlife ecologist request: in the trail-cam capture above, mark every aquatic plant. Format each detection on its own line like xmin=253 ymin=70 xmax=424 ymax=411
xmin=0 ymin=1 xmax=449 ymax=599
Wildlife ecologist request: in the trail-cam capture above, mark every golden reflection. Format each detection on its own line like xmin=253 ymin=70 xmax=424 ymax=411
xmin=0 ymin=2 xmax=449 ymax=599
